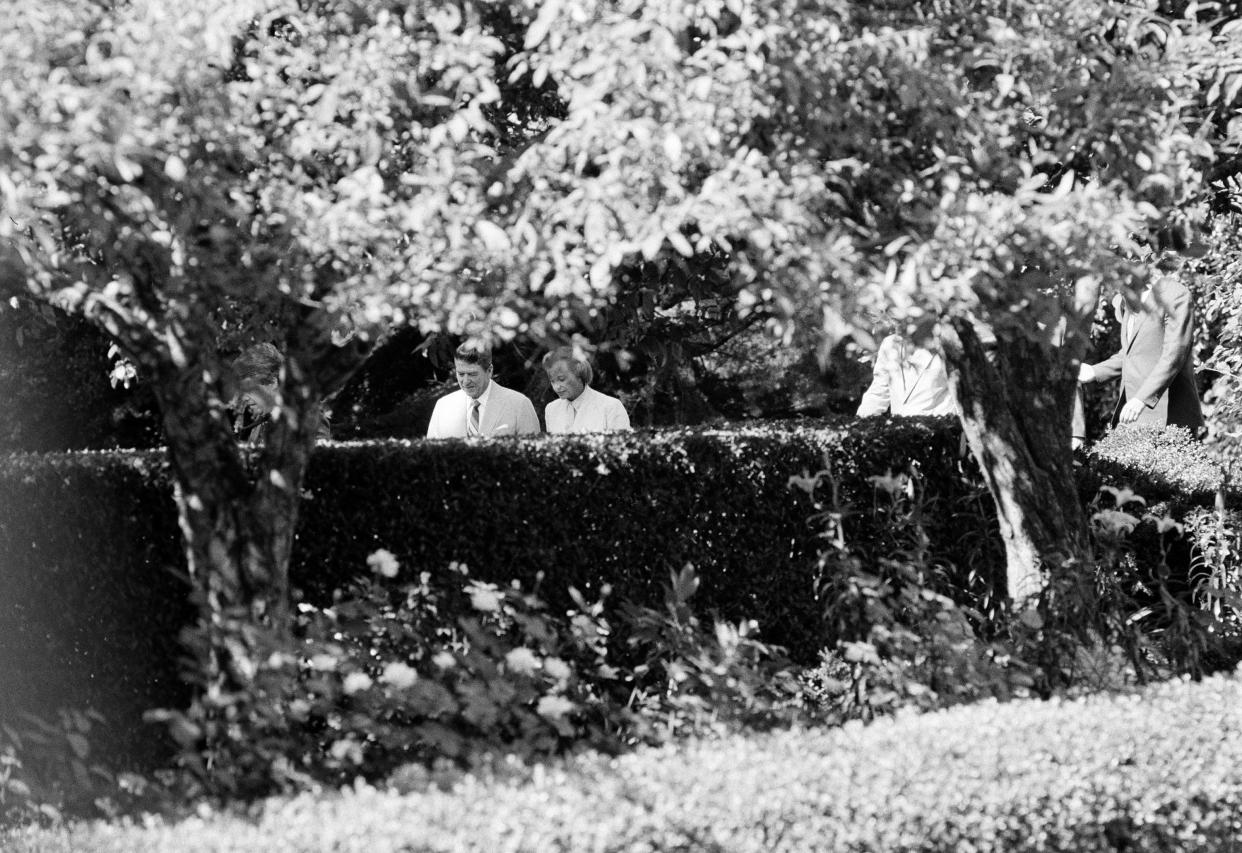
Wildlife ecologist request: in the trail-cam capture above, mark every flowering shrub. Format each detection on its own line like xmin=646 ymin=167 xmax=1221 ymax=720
xmin=152 ymin=551 xmax=819 ymax=800
xmin=152 ymin=557 xmax=617 ymax=797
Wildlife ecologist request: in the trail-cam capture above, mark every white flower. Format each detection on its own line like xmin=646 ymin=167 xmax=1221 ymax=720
xmin=380 ymin=661 xmax=419 ymax=690
xmin=468 ymin=582 xmax=503 ymax=612
xmin=543 ymin=657 xmax=571 ymax=683
xmin=329 ymin=738 xmax=363 ymax=764
xmin=342 ymin=671 xmax=374 ymax=695
xmin=367 ymin=548 xmax=400 ymax=579
xmin=265 ymin=652 xmax=295 ymax=670
xmin=431 ymin=651 xmax=457 ymax=670
xmin=309 ymin=654 xmax=337 ymax=672
xmin=535 ymin=695 xmax=575 ymax=719
xmin=504 ymin=647 xmax=541 ymax=676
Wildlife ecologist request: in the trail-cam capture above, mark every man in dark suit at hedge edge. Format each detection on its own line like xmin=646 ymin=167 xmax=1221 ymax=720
xmin=426 ymin=341 xmax=540 ymax=439
xmin=1078 ymin=256 xmax=1205 ymax=433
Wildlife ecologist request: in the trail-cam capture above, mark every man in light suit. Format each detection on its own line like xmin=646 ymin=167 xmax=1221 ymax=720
xmin=1078 ymin=269 xmax=1204 ymax=432
xmin=426 ymin=342 xmax=540 ymax=438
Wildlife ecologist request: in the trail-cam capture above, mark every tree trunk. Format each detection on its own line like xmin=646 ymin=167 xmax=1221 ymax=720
xmin=939 ymin=318 xmax=1093 ymax=604
xmin=150 ymin=361 xmax=317 ymax=634
xmin=150 ymin=329 xmax=368 ymax=632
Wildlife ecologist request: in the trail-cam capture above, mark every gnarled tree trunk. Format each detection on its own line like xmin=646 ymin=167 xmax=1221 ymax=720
xmin=145 ymin=324 xmax=368 ymax=636
xmin=939 ymin=318 xmax=1092 ymax=604
xmin=151 ymin=361 xmax=308 ymax=633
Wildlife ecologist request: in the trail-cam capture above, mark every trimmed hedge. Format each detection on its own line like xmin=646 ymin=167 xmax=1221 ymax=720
xmin=1081 ymin=425 xmax=1241 ymax=608
xmin=291 ymin=418 xmax=989 ymax=649
xmin=1082 ymin=424 xmax=1228 ymax=506
xmin=0 ymin=417 xmax=992 ymax=767
xmin=0 ymin=451 xmax=189 ymax=770
xmin=7 ymin=673 xmax=1242 ymax=852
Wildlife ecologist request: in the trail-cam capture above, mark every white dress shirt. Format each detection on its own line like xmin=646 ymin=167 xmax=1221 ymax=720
xmin=465 ymin=381 xmax=493 ymax=435
xmin=857 ymin=334 xmax=956 ymax=417
xmin=545 ymin=385 xmax=631 ymax=434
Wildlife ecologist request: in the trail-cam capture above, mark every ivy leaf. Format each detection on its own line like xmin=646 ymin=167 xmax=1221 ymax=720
xmin=667 ymin=230 xmax=694 ymax=257
xmin=66 ymin=732 xmax=90 ymax=760
xmin=164 ymin=155 xmax=186 ymax=182
xmin=475 ymin=220 xmax=510 ymax=251
xmin=524 ymin=0 xmax=561 ymax=50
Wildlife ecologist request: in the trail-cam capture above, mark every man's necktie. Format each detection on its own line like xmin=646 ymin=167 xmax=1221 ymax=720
xmin=468 ymin=399 xmax=481 ymax=436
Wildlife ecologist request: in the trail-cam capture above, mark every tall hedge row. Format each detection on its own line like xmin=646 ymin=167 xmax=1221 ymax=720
xmin=291 ymin=419 xmax=990 ymax=646
xmin=0 ymin=417 xmax=987 ymax=766
xmin=0 ymin=452 xmax=189 ymax=768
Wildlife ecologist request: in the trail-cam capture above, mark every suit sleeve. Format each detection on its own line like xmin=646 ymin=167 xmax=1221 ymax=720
xmin=857 ymin=337 xmax=895 ymax=417
xmin=1135 ymin=282 xmax=1195 ymax=408
xmin=516 ymin=395 xmax=541 ymax=434
xmin=1088 ymin=347 xmax=1124 ymax=382
xmin=426 ymin=399 xmax=444 ymax=438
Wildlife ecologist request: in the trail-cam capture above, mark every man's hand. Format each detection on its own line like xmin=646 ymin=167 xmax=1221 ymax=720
xmin=1119 ymin=398 xmax=1147 ymax=423
xmin=1077 ymin=363 xmax=1095 ymax=383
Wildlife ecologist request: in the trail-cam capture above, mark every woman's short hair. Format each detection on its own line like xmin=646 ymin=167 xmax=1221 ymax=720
xmin=454 ymin=341 xmax=493 ymax=370
xmin=233 ymin=342 xmax=283 ymax=384
xmin=541 ymin=346 xmax=593 ymax=385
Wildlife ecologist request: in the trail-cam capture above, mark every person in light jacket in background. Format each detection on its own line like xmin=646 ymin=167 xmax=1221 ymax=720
xmin=542 ymin=347 xmax=631 ymax=434
xmin=856 ymin=333 xmax=957 ymax=418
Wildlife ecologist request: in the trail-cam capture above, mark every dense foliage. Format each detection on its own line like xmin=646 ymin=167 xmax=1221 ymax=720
xmin=0 ymin=419 xmax=980 ymax=762
xmin=0 ymin=302 xmax=160 ymax=451
xmin=4 ymin=0 xmax=1241 ymax=630
xmin=7 ymin=417 xmax=1242 ymax=786
xmin=142 ymin=557 xmax=822 ymax=801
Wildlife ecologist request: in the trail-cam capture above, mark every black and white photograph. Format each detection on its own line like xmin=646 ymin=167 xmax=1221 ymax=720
xmin=2 ymin=0 xmax=1242 ymax=849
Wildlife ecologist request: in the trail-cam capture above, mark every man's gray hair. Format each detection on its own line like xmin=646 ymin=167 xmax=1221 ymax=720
xmin=542 ymin=346 xmax=593 ymax=385
xmin=455 ymin=340 xmax=494 ymax=370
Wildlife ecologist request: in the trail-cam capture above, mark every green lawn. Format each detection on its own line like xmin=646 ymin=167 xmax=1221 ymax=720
xmin=7 ymin=673 xmax=1242 ymax=852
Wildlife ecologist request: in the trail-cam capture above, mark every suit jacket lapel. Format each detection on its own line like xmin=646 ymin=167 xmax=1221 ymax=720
xmin=900 ymin=352 xmax=934 ymax=406
xmin=1125 ymin=308 xmax=1150 ymax=353
xmin=1124 ymin=288 xmax=1154 ymax=353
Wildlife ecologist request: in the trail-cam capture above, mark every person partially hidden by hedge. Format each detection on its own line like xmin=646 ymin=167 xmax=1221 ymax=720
xmin=1077 ymin=255 xmax=1205 ymax=434
xmin=231 ymin=342 xmax=331 ymax=444
xmin=856 ymin=333 xmax=957 ymax=418
xmin=426 ymin=341 xmax=540 ymax=438
xmin=542 ymin=346 xmax=631 ymax=434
